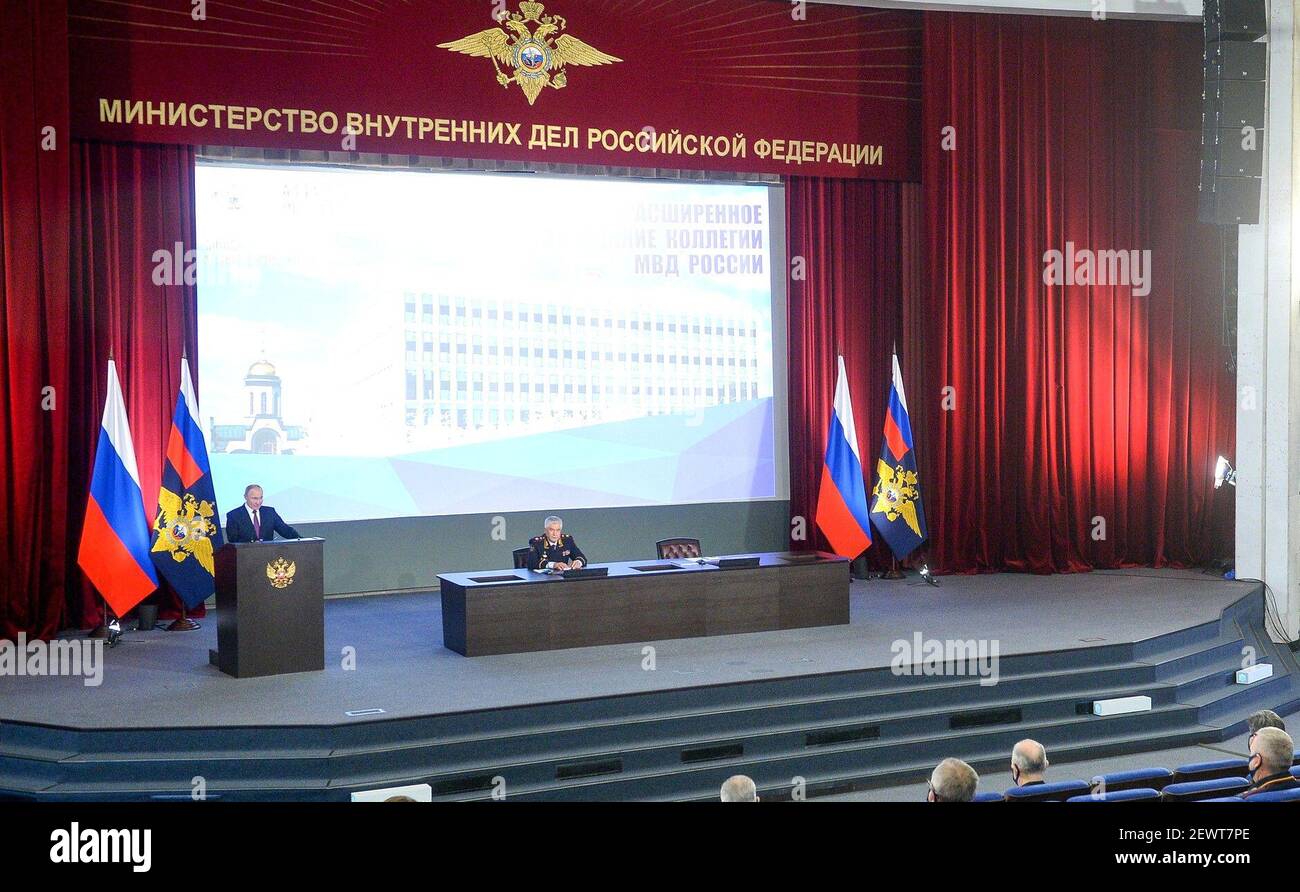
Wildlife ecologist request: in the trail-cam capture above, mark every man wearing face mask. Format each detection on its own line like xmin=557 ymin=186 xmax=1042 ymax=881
xmin=1239 ymin=727 xmax=1298 ymax=798
xmin=1010 ymin=739 xmax=1048 ymax=787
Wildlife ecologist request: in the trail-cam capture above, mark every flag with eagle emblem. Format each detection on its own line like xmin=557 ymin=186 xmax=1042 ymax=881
xmin=869 ymin=351 xmax=928 ymax=560
xmin=150 ymin=357 xmax=223 ymax=608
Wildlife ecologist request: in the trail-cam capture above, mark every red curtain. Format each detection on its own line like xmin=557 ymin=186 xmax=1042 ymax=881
xmin=69 ymin=141 xmax=203 ymax=627
xmin=3 ymin=1 xmax=204 ymax=638
xmin=786 ymin=178 xmax=922 ymax=567
xmin=1 ymin=0 xmax=71 ymax=640
xmin=917 ymin=13 xmax=1235 ymax=573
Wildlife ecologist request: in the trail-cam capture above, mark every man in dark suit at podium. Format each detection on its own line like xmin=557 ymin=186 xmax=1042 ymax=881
xmin=225 ymin=484 xmax=301 ymax=543
xmin=527 ymin=515 xmax=586 ymax=572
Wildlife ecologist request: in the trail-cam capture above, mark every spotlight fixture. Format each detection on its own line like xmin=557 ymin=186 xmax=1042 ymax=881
xmin=1213 ymin=455 xmax=1237 ymax=489
xmin=105 ymin=617 xmax=123 ymax=648
xmin=918 ymin=563 xmax=940 ymax=587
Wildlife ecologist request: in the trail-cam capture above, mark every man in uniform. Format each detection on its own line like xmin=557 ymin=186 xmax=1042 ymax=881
xmin=528 ymin=515 xmax=587 ymax=572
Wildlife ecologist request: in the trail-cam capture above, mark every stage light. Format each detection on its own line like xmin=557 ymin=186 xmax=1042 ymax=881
xmin=1213 ymin=455 xmax=1237 ymax=489
xmin=919 ymin=563 xmax=940 ymax=587
xmin=105 ymin=617 xmax=123 ymax=648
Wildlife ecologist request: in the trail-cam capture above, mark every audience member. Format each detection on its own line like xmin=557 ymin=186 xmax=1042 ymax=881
xmin=1240 ymin=727 xmax=1298 ymax=799
xmin=1011 ymin=739 xmax=1049 ymax=787
xmin=928 ymin=758 xmax=978 ymax=802
xmin=720 ymin=775 xmax=759 ymax=802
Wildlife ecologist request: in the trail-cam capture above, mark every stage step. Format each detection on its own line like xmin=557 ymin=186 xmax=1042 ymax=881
xmin=5 ymin=673 xmax=1192 ymax=790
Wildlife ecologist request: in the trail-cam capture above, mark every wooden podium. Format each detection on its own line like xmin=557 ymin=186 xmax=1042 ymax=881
xmin=211 ymin=538 xmax=325 ymax=678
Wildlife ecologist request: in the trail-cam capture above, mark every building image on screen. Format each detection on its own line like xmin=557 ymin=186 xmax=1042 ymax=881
xmin=196 ymin=163 xmax=785 ymax=523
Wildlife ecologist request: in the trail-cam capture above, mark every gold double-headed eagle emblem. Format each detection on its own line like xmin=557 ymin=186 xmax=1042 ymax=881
xmin=438 ymin=1 xmax=621 ymax=106
xmin=266 ymin=557 xmax=297 ymax=589
xmin=871 ymin=461 xmax=924 ymax=538
xmin=152 ymin=488 xmax=218 ymax=574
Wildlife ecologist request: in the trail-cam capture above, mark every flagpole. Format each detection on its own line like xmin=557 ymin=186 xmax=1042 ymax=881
xmin=88 ymin=345 xmax=115 ymax=638
xmin=166 ymin=349 xmax=202 ymax=633
xmin=166 ymin=602 xmax=200 ymax=632
xmin=880 ymin=344 xmax=902 ymax=580
xmin=838 ymin=346 xmax=870 ymax=581
xmin=887 ymin=343 xmax=929 ymax=583
xmin=87 ymin=597 xmax=111 ymax=638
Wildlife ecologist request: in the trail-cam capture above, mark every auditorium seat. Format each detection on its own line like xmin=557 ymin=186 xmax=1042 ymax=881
xmin=1066 ymin=788 xmax=1161 ymax=802
xmin=512 ymin=547 xmax=531 ymax=569
xmin=1171 ymin=758 xmax=1250 ymax=785
xmin=1003 ymin=780 xmax=1090 ymax=802
xmin=1090 ymin=768 xmax=1173 ymax=793
xmin=656 ymin=538 xmax=702 ymax=560
xmin=1243 ymin=788 xmax=1300 ymax=802
xmin=971 ymin=791 xmax=1004 ymax=802
xmin=1160 ymin=777 xmax=1250 ymax=802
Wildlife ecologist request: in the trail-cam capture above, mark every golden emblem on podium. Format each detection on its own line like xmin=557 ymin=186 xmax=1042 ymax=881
xmin=266 ymin=557 xmax=297 ymax=589
xmin=438 ymin=1 xmax=622 ymax=106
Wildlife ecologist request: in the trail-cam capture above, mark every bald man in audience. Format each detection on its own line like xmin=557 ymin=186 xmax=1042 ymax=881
xmin=1011 ymin=739 xmax=1049 ymax=787
xmin=720 ymin=775 xmax=759 ymax=802
xmin=927 ymin=758 xmax=978 ymax=802
xmin=1240 ymin=727 xmax=1298 ymax=798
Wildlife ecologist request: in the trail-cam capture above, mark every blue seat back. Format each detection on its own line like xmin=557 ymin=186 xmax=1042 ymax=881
xmin=1067 ymin=787 xmax=1160 ymax=802
xmin=1172 ymin=758 xmax=1249 ymax=785
xmin=1244 ymin=787 xmax=1300 ymax=802
xmin=1091 ymin=767 xmax=1173 ymax=793
xmin=1161 ymin=777 xmax=1249 ymax=801
xmin=1004 ymin=780 xmax=1090 ymax=802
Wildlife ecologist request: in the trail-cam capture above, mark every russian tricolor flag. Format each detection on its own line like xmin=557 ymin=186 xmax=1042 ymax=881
xmin=78 ymin=360 xmax=159 ymax=617
xmin=164 ymin=359 xmax=210 ymax=492
xmin=815 ymin=356 xmax=872 ymax=558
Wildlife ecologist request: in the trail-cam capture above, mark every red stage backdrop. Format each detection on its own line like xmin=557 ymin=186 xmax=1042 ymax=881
xmin=68 ymin=0 xmax=921 ymax=180
xmin=916 ymin=13 xmax=1236 ymax=573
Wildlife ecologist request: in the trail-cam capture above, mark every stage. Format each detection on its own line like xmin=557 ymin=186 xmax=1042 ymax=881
xmin=1 ymin=569 xmax=1297 ymax=801
xmin=0 ymin=569 xmax=1266 ymax=726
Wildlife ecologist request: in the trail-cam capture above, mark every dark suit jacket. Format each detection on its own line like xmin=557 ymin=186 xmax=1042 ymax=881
xmin=225 ymin=505 xmax=301 ymax=543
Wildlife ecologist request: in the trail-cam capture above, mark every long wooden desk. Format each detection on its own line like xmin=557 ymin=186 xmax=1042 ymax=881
xmin=438 ymin=551 xmax=849 ymax=656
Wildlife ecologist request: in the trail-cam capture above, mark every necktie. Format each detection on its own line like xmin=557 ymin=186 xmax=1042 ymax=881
xmin=253 ymin=510 xmax=261 ymax=540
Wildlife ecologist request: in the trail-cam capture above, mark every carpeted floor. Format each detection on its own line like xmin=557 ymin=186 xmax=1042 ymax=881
xmin=0 ymin=568 xmax=1250 ymax=729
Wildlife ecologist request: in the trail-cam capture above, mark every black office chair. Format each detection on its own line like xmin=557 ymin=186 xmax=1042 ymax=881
xmin=656 ymin=537 xmax=702 ymax=560
xmin=512 ymin=547 xmax=531 ymax=569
